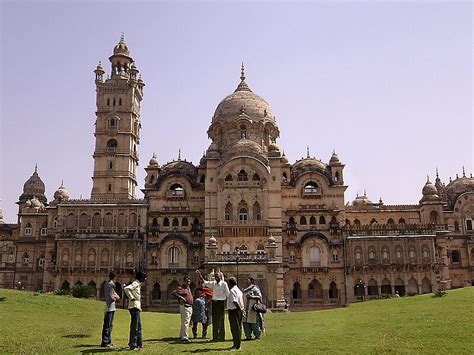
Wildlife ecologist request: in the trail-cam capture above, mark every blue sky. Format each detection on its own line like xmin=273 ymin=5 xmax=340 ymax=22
xmin=0 ymin=1 xmax=472 ymax=222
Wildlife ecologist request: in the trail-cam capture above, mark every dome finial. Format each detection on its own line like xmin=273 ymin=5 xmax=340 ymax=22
xmin=462 ymin=166 xmax=466 ymax=177
xmin=34 ymin=163 xmax=38 ymax=173
xmin=240 ymin=62 xmax=245 ymax=82
xmin=61 ymin=179 xmax=64 ymax=187
xmin=306 ymin=146 xmax=310 ymax=158
xmin=426 ymin=174 xmax=430 ymax=183
xmin=178 ymin=148 xmax=181 ymax=161
xmin=436 ymin=167 xmax=439 ymax=179
xmin=364 ymin=189 xmax=367 ymax=197
xmin=120 ymin=32 xmax=125 ymax=42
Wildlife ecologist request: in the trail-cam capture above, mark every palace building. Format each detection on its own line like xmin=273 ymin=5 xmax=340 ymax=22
xmin=1 ymin=37 xmax=473 ymax=310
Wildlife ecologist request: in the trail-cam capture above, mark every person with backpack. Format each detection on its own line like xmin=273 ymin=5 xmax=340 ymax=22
xmin=101 ymin=271 xmax=120 ymax=348
xmin=124 ymin=271 xmax=147 ymax=351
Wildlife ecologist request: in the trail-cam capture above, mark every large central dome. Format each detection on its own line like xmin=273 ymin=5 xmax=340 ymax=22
xmin=212 ymin=66 xmax=274 ymax=124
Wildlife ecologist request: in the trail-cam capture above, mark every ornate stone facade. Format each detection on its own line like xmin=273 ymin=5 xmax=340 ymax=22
xmin=1 ymin=38 xmax=473 ymax=310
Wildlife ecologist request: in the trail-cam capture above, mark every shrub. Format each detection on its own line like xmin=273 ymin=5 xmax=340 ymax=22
xmin=406 ymin=292 xmax=417 ymax=297
xmin=432 ymin=290 xmax=447 ymax=298
xmin=0 ymin=296 xmax=6 ymax=302
xmin=71 ymin=284 xmax=92 ymax=299
xmin=53 ymin=288 xmax=71 ymax=296
xmin=382 ymin=293 xmax=391 ymax=299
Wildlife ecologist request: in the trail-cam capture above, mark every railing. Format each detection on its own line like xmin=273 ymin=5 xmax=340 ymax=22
xmin=346 ymin=224 xmax=448 ymax=237
xmin=208 ymin=252 xmax=274 ymax=263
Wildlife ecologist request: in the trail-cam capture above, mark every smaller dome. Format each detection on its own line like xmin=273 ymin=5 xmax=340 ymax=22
xmin=54 ymin=184 xmax=70 ymax=201
xmin=30 ymin=196 xmax=42 ymax=209
xmin=95 ymin=61 xmax=105 ymax=73
xmin=268 ymin=142 xmax=280 ymax=152
xmin=149 ymin=153 xmax=159 ymax=167
xmin=352 ymin=194 xmax=373 ymax=206
xmin=268 ymin=234 xmax=276 ymax=245
xmin=113 ymin=36 xmax=130 ymax=56
xmin=281 ymin=152 xmax=289 ymax=165
xmin=422 ymin=180 xmax=438 ymax=196
xmin=209 ymin=235 xmax=217 ymax=246
xmin=329 ymin=151 xmax=340 ymax=165
xmin=131 ymin=62 xmax=137 ymax=70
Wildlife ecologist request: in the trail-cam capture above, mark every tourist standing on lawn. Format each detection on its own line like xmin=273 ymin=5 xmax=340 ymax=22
xmin=196 ymin=269 xmax=229 ymax=341
xmin=243 ymin=277 xmax=262 ymax=340
xmin=191 ymin=280 xmax=213 ymax=339
xmin=227 ymin=277 xmax=244 ymax=350
xmin=101 ymin=271 xmax=120 ymax=348
xmin=172 ymin=275 xmax=194 ymax=343
xmin=124 ymin=271 xmax=147 ymax=351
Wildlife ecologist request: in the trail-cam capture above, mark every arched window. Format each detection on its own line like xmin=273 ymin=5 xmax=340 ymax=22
xmin=466 ymin=219 xmax=473 ymax=231
xmin=409 ymin=248 xmax=416 ymax=259
xmin=239 ymin=208 xmax=248 ymax=221
xmin=182 ymin=217 xmax=188 ymax=226
xmin=40 ymin=221 xmax=48 ymax=235
xmin=117 ymin=213 xmax=125 ymax=229
xmin=152 ymin=282 xmax=161 ymax=301
xmin=170 ymin=184 xmax=184 ymax=196
xmin=61 ymin=281 xmax=70 ymax=291
xmin=309 ymin=216 xmax=316 ymax=225
xmin=109 ymin=117 xmax=116 ymax=128
xmin=253 ymin=202 xmax=261 ymax=221
xmin=172 ymin=218 xmax=179 ymax=227
xmin=152 ymin=218 xmax=158 ymax=226
xmin=304 ymin=181 xmax=319 ymax=194
xmin=24 ymin=223 xmax=32 ymax=236
xmin=240 ymin=125 xmax=247 ymax=139
xmin=22 ymin=252 xmax=29 ymax=264
xmin=101 ymin=249 xmax=109 ymax=265
xmin=151 ymin=251 xmax=158 ymax=265
xmin=257 ymin=244 xmax=265 ymax=259
xmin=282 ymin=172 xmax=288 ymax=182
xmin=451 ymin=250 xmax=460 ymax=263
xmin=169 ymin=246 xmax=179 ymax=264
xmin=396 ymin=246 xmax=403 ymax=259
xmin=239 ymin=244 xmax=249 ymax=259
xmin=382 ymin=248 xmax=389 ymax=260
xmin=289 ymin=250 xmax=296 ymax=262
xmin=387 ymin=218 xmax=394 ymax=225
xmin=368 ymin=249 xmax=376 ymax=261
xmin=399 ymin=218 xmax=406 ymax=224
xmin=53 ymin=216 xmax=58 ymax=228
xmin=345 ymin=219 xmax=351 ymax=226
xmin=332 ymin=249 xmax=338 ymax=262
xmin=78 ymin=214 xmax=88 ymax=229
xmin=334 ymin=171 xmax=340 ymax=182
xmin=252 ymin=173 xmax=260 ymax=181
xmin=300 ymin=216 xmax=307 ymax=225
xmin=126 ymin=252 xmax=133 ymax=264
xmin=430 ymin=211 xmax=439 ymax=224
xmin=422 ymin=248 xmax=429 ymax=259
xmin=225 ymin=174 xmax=233 ymax=182
xmin=107 ymin=98 xmax=110 ymax=106
xmin=319 ymin=216 xmax=326 ymax=225
xmin=238 ymin=170 xmax=248 ymax=181
xmin=163 ymin=217 xmax=170 ymax=227
xmin=354 ymin=219 xmax=361 ymax=226
xmin=355 ymin=249 xmax=362 ymax=261
xmin=381 ymin=278 xmax=392 ymax=295
xmin=370 ymin=218 xmax=377 ymax=225
xmin=119 ymin=98 xmax=122 ymax=106
xmin=103 ymin=213 xmax=113 ymax=228
xmin=292 ymin=282 xmax=302 ymax=301
xmin=454 ymin=221 xmax=460 ymax=232
xmin=421 ymin=277 xmax=432 ymax=294
xmin=66 ymin=214 xmax=76 ymax=229
xmin=129 ymin=213 xmax=137 ymax=227
xmin=225 ymin=203 xmax=232 ymax=221
xmin=309 ymin=246 xmax=321 ymax=266
xmin=200 ymin=174 xmax=205 ymax=184
xmin=88 ymin=249 xmax=96 ymax=263
xmin=92 ymin=213 xmax=101 ymax=229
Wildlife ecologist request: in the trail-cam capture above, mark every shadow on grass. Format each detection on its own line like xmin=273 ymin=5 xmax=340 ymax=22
xmin=63 ymin=334 xmax=91 ymax=339
xmin=79 ymin=347 xmax=129 ymax=354
xmin=182 ymin=346 xmax=234 ymax=353
xmin=143 ymin=337 xmax=179 ymax=344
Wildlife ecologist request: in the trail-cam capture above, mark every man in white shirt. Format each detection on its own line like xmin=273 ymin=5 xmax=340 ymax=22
xmin=196 ymin=269 xmax=229 ymax=341
xmin=227 ymin=277 xmax=244 ymax=350
xmin=124 ymin=271 xmax=147 ymax=351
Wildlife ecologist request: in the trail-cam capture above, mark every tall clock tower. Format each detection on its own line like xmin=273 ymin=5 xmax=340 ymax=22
xmin=91 ymin=35 xmax=145 ymax=199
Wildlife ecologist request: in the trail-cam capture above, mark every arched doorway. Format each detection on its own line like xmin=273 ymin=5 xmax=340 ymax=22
xmin=328 ymin=281 xmax=338 ymax=301
xmin=354 ymin=280 xmax=366 ymax=301
xmin=88 ymin=281 xmax=97 ymax=298
xmin=421 ymin=277 xmax=432 ymax=294
xmin=394 ymin=278 xmax=405 ymax=296
xmin=99 ymin=281 xmax=107 ymax=299
xmin=61 ymin=280 xmax=70 ymax=291
xmin=367 ymin=279 xmax=378 ymax=297
xmin=292 ymin=282 xmax=302 ymax=303
xmin=152 ymin=282 xmax=161 ymax=303
xmin=407 ymin=278 xmax=418 ymax=294
xmin=381 ymin=278 xmax=392 ymax=295
xmin=308 ymin=279 xmax=323 ymax=300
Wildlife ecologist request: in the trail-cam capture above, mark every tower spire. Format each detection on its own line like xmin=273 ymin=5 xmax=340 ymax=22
xmin=178 ymin=148 xmax=181 ymax=161
xmin=240 ymin=62 xmax=245 ymax=81
xmin=306 ymin=146 xmax=310 ymax=158
xmin=120 ymin=32 xmax=125 ymax=42
xmin=34 ymin=163 xmax=37 ymax=173
xmin=462 ymin=166 xmax=466 ymax=177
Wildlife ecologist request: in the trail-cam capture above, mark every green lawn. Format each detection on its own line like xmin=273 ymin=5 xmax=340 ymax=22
xmin=0 ymin=287 xmax=473 ymax=354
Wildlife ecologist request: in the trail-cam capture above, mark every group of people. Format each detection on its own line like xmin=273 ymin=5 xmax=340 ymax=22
xmin=172 ymin=270 xmax=265 ymax=350
xmin=100 ymin=269 xmax=265 ymax=351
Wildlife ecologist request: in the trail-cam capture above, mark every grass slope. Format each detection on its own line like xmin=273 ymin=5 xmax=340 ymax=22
xmin=0 ymin=287 xmax=473 ymax=354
